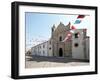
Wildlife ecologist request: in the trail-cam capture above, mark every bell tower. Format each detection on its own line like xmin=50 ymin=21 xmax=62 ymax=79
xmin=51 ymin=24 xmax=55 ymax=38
xmin=72 ymin=29 xmax=87 ymax=60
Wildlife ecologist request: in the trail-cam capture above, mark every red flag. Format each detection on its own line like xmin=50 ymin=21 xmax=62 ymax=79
xmin=71 ymin=25 xmax=76 ymax=30
xmin=66 ymin=32 xmax=72 ymax=40
xmin=62 ymin=32 xmax=72 ymax=42
xmin=77 ymin=15 xmax=85 ymax=18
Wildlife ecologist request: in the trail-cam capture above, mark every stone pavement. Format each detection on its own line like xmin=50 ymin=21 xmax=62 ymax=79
xmin=25 ymin=55 xmax=89 ymax=68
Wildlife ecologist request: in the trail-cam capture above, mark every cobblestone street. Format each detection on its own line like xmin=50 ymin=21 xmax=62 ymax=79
xmin=25 ymin=55 xmax=89 ymax=68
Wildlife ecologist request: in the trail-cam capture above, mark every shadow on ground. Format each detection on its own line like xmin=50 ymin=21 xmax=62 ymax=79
xmin=26 ymin=55 xmax=89 ymax=63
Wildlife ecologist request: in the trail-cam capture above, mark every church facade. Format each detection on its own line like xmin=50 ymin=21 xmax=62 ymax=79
xmin=31 ymin=22 xmax=89 ymax=60
xmin=50 ymin=22 xmax=72 ymax=57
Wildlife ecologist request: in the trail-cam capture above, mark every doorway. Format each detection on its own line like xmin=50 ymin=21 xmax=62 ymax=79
xmin=59 ymin=48 xmax=63 ymax=57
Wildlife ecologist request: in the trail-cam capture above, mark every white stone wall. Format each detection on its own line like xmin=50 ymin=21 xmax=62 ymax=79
xmin=42 ymin=42 xmax=48 ymax=56
xmin=47 ymin=40 xmax=53 ymax=56
xmin=72 ymin=29 xmax=86 ymax=59
xmin=85 ymin=37 xmax=89 ymax=60
xmin=31 ymin=46 xmax=36 ymax=55
xmin=31 ymin=41 xmax=48 ymax=56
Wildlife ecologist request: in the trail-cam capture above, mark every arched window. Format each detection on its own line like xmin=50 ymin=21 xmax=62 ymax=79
xmin=59 ymin=36 xmax=62 ymax=41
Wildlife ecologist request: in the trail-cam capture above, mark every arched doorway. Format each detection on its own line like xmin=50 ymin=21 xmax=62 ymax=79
xmin=59 ymin=48 xmax=63 ymax=57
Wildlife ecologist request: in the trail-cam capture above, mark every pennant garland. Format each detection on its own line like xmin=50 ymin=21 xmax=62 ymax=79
xmin=70 ymin=25 xmax=76 ymax=33
xmin=74 ymin=20 xmax=81 ymax=24
xmin=62 ymin=32 xmax=72 ymax=42
xmin=71 ymin=25 xmax=76 ymax=30
xmin=74 ymin=15 xmax=85 ymax=24
xmin=63 ymin=14 xmax=86 ymax=42
xmin=77 ymin=15 xmax=85 ymax=19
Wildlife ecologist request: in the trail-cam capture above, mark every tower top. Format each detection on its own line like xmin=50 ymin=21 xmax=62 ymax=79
xmin=52 ymin=24 xmax=55 ymax=28
xmin=52 ymin=24 xmax=56 ymax=33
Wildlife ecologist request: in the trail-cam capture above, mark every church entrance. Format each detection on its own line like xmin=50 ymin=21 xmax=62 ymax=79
xmin=59 ymin=48 xmax=63 ymax=57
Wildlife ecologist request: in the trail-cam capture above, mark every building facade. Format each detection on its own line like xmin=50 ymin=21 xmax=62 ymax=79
xmin=31 ymin=22 xmax=89 ymax=60
xmin=51 ymin=22 xmax=72 ymax=57
xmin=31 ymin=41 xmax=48 ymax=56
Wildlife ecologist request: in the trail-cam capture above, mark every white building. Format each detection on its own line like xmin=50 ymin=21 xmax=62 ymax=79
xmin=47 ymin=39 xmax=53 ymax=56
xmin=31 ymin=41 xmax=48 ymax=56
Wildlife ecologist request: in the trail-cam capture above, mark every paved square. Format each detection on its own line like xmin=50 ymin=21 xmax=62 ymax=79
xmin=25 ymin=55 xmax=89 ymax=68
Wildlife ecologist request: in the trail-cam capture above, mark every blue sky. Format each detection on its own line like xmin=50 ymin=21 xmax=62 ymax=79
xmin=25 ymin=12 xmax=90 ymax=50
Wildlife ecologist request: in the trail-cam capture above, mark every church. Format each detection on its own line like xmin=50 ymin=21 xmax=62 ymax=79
xmin=31 ymin=22 xmax=89 ymax=60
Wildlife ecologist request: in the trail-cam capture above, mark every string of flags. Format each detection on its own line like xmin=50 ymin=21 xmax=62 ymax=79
xmin=62 ymin=32 xmax=72 ymax=42
xmin=62 ymin=15 xmax=85 ymax=42
xmin=74 ymin=20 xmax=81 ymax=24
xmin=77 ymin=15 xmax=85 ymax=18
xmin=74 ymin=15 xmax=85 ymax=24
